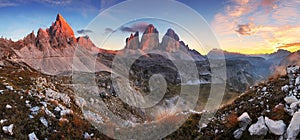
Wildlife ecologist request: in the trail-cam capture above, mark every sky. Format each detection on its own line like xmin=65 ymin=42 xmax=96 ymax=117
xmin=0 ymin=0 xmax=300 ymax=54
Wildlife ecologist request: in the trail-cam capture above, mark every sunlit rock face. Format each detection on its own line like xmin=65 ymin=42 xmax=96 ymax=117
xmin=140 ymin=24 xmax=159 ymax=51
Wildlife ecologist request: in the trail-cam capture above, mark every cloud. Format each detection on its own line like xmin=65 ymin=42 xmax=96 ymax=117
xmin=77 ymin=29 xmax=93 ymax=34
xmin=120 ymin=22 xmax=149 ymax=33
xmin=212 ymin=0 xmax=300 ymax=53
xmin=103 ymin=28 xmax=116 ymax=35
xmin=38 ymin=0 xmax=71 ymax=5
xmin=235 ymin=23 xmax=256 ymax=35
xmin=0 ymin=1 xmax=19 ymax=7
xmin=277 ymin=42 xmax=300 ymax=49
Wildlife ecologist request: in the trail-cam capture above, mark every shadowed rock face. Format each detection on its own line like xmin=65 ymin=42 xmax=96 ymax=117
xmin=125 ymin=31 xmax=139 ymax=50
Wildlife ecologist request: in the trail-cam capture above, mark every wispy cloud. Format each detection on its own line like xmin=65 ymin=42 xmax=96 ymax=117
xmin=104 ymin=28 xmax=116 ymax=35
xmin=120 ymin=22 xmax=149 ymax=33
xmin=77 ymin=29 xmax=93 ymax=34
xmin=38 ymin=0 xmax=71 ymax=5
xmin=0 ymin=0 xmax=19 ymax=7
xmin=277 ymin=42 xmax=300 ymax=49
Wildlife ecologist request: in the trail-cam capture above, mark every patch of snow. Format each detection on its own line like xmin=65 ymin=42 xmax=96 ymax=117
xmin=28 ymin=132 xmax=39 ymax=140
xmin=265 ymin=117 xmax=286 ymax=135
xmin=0 ymin=90 xmax=4 ymax=94
xmin=2 ymin=124 xmax=14 ymax=135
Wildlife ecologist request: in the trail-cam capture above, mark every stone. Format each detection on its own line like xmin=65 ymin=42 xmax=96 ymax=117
xmin=238 ymin=112 xmax=252 ymax=131
xmin=287 ymin=112 xmax=300 ymax=139
xmin=6 ymin=104 xmax=12 ymax=109
xmin=0 ymin=119 xmax=7 ymax=124
xmin=296 ymin=76 xmax=300 ymax=85
xmin=248 ymin=116 xmax=268 ymax=136
xmin=281 ymin=85 xmax=289 ymax=92
xmin=28 ymin=132 xmax=39 ymax=140
xmin=5 ymin=86 xmax=13 ymax=91
xmin=261 ymin=87 xmax=267 ymax=92
xmin=40 ymin=117 xmax=48 ymax=127
xmin=284 ymin=96 xmax=298 ymax=104
xmin=2 ymin=124 xmax=14 ymax=135
xmin=265 ymin=117 xmax=286 ymax=135
xmin=290 ymin=101 xmax=299 ymax=111
xmin=233 ymin=128 xmax=243 ymax=139
xmin=30 ymin=106 xmax=40 ymax=115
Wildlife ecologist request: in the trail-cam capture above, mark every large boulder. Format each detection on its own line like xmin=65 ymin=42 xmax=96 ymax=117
xmin=287 ymin=111 xmax=300 ymax=139
xmin=248 ymin=116 xmax=268 ymax=136
xmin=265 ymin=117 xmax=286 ymax=135
xmin=238 ymin=112 xmax=252 ymax=131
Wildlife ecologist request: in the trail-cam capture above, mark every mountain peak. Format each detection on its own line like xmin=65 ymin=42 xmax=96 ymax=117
xmin=50 ymin=13 xmax=75 ymax=38
xmin=144 ymin=24 xmax=158 ymax=34
xmin=56 ymin=13 xmax=64 ymax=22
xmin=165 ymin=28 xmax=179 ymax=41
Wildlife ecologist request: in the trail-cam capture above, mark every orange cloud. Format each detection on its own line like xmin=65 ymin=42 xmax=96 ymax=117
xmin=211 ymin=0 xmax=300 ymax=54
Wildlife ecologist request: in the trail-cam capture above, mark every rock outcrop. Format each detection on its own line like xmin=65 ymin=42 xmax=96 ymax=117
xmin=125 ymin=31 xmax=139 ymax=50
xmin=140 ymin=24 xmax=159 ymax=51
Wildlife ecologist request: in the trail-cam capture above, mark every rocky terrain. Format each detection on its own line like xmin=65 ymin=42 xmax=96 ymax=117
xmin=167 ymin=65 xmax=300 ymax=139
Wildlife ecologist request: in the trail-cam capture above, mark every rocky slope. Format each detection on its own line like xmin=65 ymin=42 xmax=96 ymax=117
xmin=167 ymin=65 xmax=300 ymax=139
xmin=274 ymin=50 xmax=300 ymax=76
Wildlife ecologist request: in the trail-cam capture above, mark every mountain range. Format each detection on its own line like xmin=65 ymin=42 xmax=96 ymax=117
xmin=0 ymin=14 xmax=298 ymax=93
xmin=1 ymin=14 xmax=300 ymax=139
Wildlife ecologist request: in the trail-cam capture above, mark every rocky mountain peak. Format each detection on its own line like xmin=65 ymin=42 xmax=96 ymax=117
xmin=165 ymin=28 xmax=179 ymax=41
xmin=125 ymin=31 xmax=139 ymax=49
xmin=144 ymin=24 xmax=158 ymax=34
xmin=140 ymin=24 xmax=159 ymax=50
xmin=51 ymin=13 xmax=75 ymax=38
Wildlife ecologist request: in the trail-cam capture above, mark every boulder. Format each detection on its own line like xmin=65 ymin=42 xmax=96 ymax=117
xmin=287 ymin=111 xmax=300 ymax=139
xmin=248 ymin=116 xmax=268 ymax=136
xmin=265 ymin=117 xmax=286 ymax=135
xmin=2 ymin=124 xmax=14 ymax=135
xmin=238 ymin=112 xmax=252 ymax=130
xmin=284 ymin=96 xmax=298 ymax=104
xmin=233 ymin=128 xmax=244 ymax=139
xmin=28 ymin=132 xmax=39 ymax=140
